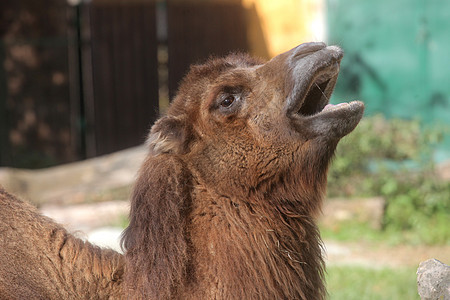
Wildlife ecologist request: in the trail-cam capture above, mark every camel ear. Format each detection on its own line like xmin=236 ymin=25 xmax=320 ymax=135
xmin=147 ymin=116 xmax=187 ymax=155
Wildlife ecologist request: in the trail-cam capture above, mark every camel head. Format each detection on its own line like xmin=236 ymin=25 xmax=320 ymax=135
xmin=147 ymin=42 xmax=364 ymax=200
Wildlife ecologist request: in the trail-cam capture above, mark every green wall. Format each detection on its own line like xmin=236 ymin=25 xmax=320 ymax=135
xmin=326 ymin=0 xmax=450 ymax=159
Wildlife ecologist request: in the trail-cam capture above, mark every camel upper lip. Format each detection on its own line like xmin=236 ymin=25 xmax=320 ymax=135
xmin=285 ymin=45 xmax=343 ymax=118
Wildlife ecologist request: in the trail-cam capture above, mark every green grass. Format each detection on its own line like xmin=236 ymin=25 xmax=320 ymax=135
xmin=320 ymin=222 xmax=386 ymax=243
xmin=320 ymin=218 xmax=450 ymax=246
xmin=326 ymin=266 xmax=419 ymax=300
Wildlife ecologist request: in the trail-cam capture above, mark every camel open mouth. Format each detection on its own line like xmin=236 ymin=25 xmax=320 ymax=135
xmin=284 ymin=44 xmax=344 ymax=118
xmin=287 ymin=45 xmax=364 ymax=121
xmin=283 ymin=43 xmax=365 ymax=138
xmin=296 ymin=73 xmax=364 ymax=119
xmin=296 ymin=76 xmax=336 ymax=117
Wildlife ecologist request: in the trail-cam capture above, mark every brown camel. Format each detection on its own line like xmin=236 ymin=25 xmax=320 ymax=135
xmin=0 ymin=42 xmax=364 ymax=299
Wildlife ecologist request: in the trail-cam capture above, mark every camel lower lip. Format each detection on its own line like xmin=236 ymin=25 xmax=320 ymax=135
xmin=291 ymin=100 xmax=365 ymax=140
xmin=295 ymin=100 xmax=362 ymax=118
xmin=322 ymin=102 xmax=350 ymax=112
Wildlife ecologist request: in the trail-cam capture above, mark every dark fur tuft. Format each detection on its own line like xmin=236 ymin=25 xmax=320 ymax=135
xmin=121 ymin=155 xmax=193 ymax=299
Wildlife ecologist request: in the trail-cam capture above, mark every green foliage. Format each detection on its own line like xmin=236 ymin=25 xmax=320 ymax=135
xmin=327 ymin=115 xmax=450 ymax=245
xmin=326 ymin=266 xmax=419 ymax=300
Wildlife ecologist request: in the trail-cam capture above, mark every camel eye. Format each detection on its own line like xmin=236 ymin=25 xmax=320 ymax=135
xmin=213 ymin=86 xmax=245 ymax=114
xmin=221 ymin=95 xmax=235 ymax=108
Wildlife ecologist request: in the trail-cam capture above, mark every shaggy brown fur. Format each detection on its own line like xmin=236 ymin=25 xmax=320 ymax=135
xmin=0 ymin=42 xmax=364 ymax=299
xmin=0 ymin=188 xmax=124 ymax=299
xmin=121 ymin=42 xmax=364 ymax=299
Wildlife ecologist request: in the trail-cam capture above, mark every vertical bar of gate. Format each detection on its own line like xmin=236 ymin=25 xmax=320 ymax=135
xmin=0 ymin=40 xmax=9 ymax=165
xmin=79 ymin=3 xmax=97 ymax=158
xmin=67 ymin=3 xmax=85 ymax=160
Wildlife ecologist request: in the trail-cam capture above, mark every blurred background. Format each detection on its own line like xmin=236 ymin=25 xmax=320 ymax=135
xmin=0 ymin=0 xmax=449 ymax=166
xmin=0 ymin=0 xmax=449 ymax=299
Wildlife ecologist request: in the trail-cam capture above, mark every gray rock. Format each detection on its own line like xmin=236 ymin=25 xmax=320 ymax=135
xmin=417 ymin=259 xmax=450 ymax=300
